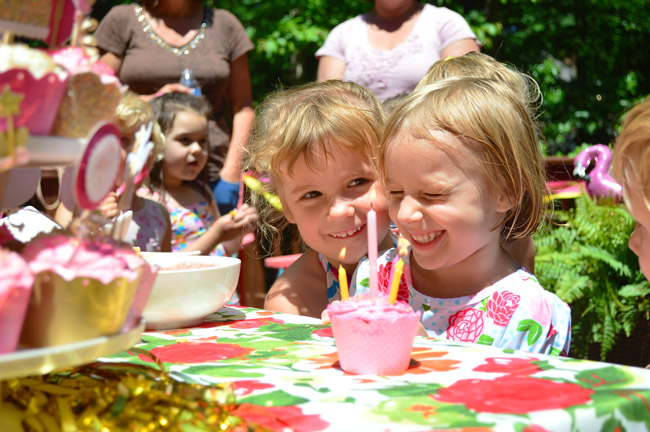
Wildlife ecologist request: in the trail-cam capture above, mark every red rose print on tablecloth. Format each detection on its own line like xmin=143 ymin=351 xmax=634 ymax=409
xmin=232 ymin=404 xmax=329 ymax=432
xmin=433 ymin=375 xmax=594 ymax=413
xmin=231 ymin=380 xmax=275 ymax=396
xmin=473 ymin=357 xmax=542 ymax=376
xmin=447 ymin=309 xmax=484 ymax=343
xmin=378 ymin=260 xmax=409 ymax=302
xmin=486 ymin=290 xmax=520 ymax=325
xmin=313 ymin=327 xmax=333 ymax=338
xmin=139 ymin=342 xmax=254 ymax=363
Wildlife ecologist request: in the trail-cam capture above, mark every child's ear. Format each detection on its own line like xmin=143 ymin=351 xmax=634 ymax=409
xmin=495 ymin=192 xmax=515 ymax=213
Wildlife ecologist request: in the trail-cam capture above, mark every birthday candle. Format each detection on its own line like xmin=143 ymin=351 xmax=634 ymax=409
xmin=388 ymin=258 xmax=404 ymax=304
xmin=338 ymin=247 xmax=349 ymax=301
xmin=368 ymin=190 xmax=378 ymax=297
xmin=389 ymin=237 xmax=410 ymax=303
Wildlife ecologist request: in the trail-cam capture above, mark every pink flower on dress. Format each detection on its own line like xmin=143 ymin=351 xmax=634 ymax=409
xmin=486 ymin=290 xmax=520 ymax=326
xmin=529 ymin=294 xmax=552 ymax=327
xmin=447 ymin=309 xmax=485 ymax=343
xmin=377 ymin=260 xmax=409 ymax=302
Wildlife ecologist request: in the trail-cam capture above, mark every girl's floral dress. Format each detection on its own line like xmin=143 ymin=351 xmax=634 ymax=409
xmin=352 ymin=247 xmax=572 ymax=356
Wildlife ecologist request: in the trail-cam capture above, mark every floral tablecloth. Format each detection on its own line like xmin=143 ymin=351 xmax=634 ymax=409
xmin=102 ymin=306 xmax=650 ymax=432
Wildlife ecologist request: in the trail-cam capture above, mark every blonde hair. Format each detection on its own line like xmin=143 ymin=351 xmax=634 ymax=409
xmin=612 ymin=96 xmax=650 ymax=209
xmin=114 ymin=91 xmax=165 ymax=167
xmin=380 ymin=77 xmax=547 ymax=243
xmin=418 ymin=52 xmax=542 ymax=117
xmin=245 ymin=80 xmax=386 ymax=249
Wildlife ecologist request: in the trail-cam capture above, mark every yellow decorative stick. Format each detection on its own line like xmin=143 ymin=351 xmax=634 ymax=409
xmin=338 ymin=247 xmax=349 ymax=301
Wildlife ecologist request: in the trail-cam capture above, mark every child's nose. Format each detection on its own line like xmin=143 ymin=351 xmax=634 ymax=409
xmin=397 ymin=196 xmax=423 ymax=224
xmin=329 ymin=197 xmax=354 ymax=220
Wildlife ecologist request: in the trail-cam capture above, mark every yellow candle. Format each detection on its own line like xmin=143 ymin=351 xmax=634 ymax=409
xmin=388 ymin=258 xmax=404 ymax=304
xmin=338 ymin=247 xmax=349 ymax=301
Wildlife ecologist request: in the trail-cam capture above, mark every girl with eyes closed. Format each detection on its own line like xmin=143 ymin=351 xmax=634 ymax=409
xmin=352 ymin=77 xmax=572 ymax=355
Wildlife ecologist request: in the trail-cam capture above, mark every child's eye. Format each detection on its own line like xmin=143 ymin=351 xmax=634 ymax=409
xmin=423 ymin=193 xmax=442 ymax=200
xmin=349 ymin=177 xmax=370 ymax=187
xmin=388 ymin=190 xmax=404 ymax=198
xmin=301 ymin=191 xmax=321 ymax=200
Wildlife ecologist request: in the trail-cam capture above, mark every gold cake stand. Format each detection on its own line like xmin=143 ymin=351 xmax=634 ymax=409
xmin=0 ymin=321 xmax=144 ymax=380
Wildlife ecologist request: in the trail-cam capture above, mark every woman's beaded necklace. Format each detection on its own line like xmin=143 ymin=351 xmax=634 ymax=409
xmin=134 ymin=5 xmax=208 ymax=56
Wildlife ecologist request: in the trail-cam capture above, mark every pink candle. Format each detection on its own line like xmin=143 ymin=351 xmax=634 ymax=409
xmin=368 ymin=190 xmax=378 ymax=297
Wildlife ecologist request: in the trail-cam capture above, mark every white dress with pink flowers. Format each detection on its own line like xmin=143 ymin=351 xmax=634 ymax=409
xmin=351 ymin=247 xmax=572 ymax=356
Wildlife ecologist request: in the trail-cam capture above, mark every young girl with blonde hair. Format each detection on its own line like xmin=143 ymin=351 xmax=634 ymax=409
xmin=416 ymin=52 xmax=543 ymax=272
xmin=246 ymin=80 xmax=393 ymax=318
xmin=612 ymin=96 xmax=650 ymax=280
xmin=353 ymin=77 xmax=571 ymax=354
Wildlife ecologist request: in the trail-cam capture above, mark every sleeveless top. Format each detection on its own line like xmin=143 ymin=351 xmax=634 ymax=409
xmin=165 ymin=200 xmax=226 ymax=256
xmin=353 ymin=247 xmax=572 ymax=355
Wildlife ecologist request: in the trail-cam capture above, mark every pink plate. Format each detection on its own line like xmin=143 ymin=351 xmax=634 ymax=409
xmin=74 ymin=122 xmax=121 ymax=210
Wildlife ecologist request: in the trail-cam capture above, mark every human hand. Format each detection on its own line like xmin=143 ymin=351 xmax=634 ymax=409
xmin=217 ymin=204 xmax=258 ymax=242
xmin=98 ymin=191 xmax=119 ymax=219
xmin=141 ymin=83 xmax=194 ymax=102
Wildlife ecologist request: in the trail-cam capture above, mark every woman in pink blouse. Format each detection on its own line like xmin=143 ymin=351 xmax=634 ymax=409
xmin=316 ymin=0 xmax=480 ymax=102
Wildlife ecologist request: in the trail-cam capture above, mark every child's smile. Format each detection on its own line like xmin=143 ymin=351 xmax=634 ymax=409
xmin=385 ymin=132 xmax=512 ymax=283
xmin=278 ymin=144 xmax=390 ymax=269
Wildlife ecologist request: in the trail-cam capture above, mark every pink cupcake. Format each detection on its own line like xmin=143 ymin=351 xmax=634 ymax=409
xmin=20 ymin=234 xmax=152 ymax=347
xmin=327 ymin=297 xmax=421 ymax=375
xmin=0 ymin=248 xmax=33 ymax=354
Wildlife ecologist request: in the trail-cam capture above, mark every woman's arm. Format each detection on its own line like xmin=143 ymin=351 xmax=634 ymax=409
xmin=440 ymin=38 xmax=480 ymax=59
xmin=317 ymin=56 xmax=346 ymax=82
xmin=218 ymin=54 xmax=255 ymax=183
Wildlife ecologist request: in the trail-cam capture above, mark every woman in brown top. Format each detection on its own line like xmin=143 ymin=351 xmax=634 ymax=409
xmin=95 ymin=0 xmax=254 ymax=213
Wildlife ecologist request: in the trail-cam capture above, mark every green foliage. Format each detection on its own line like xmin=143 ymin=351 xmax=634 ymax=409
xmin=534 ymin=195 xmax=650 ymax=360
xmin=93 ymin=0 xmax=650 ymax=154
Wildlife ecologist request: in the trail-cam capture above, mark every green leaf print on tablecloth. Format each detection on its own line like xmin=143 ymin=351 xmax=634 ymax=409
xmin=374 ymin=394 xmax=488 ymax=428
xmin=239 ymin=389 xmax=309 ymax=406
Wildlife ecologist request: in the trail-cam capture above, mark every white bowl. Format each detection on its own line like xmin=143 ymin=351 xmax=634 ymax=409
xmin=142 ymin=255 xmax=240 ymax=330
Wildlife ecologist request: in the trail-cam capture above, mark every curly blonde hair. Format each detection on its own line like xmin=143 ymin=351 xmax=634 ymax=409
xmin=244 ymin=80 xmax=385 ymax=251
xmin=612 ymin=96 xmax=650 ymax=209
xmin=380 ymin=77 xmax=547 ymax=243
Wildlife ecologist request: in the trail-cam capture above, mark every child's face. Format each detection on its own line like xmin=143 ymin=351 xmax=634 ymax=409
xmin=277 ymin=144 xmax=390 ymax=268
xmin=384 ymin=131 xmax=511 ymax=273
xmin=624 ymin=173 xmax=650 ymax=280
xmin=162 ymin=110 xmax=209 ymax=186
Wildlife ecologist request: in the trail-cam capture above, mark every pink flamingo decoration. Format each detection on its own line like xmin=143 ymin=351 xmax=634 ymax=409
xmin=572 ymin=144 xmax=622 ymax=200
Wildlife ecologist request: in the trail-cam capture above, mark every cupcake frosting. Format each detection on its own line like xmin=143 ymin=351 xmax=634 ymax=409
xmin=327 ymin=296 xmax=420 ymax=324
xmin=0 ymin=248 xmax=33 ymax=306
xmin=22 ymin=235 xmax=145 ymax=284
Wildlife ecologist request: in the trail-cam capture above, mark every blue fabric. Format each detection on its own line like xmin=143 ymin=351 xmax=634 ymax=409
xmin=211 ymin=179 xmax=240 ymax=215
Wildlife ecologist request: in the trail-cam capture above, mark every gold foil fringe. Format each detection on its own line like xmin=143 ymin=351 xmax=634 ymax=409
xmin=0 ymin=349 xmax=262 ymax=431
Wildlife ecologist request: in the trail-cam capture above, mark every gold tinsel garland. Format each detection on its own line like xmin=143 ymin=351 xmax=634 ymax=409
xmin=0 ymin=349 xmax=262 ymax=431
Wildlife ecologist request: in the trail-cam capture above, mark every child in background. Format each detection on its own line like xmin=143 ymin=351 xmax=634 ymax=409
xmin=353 ymin=77 xmax=571 ymax=355
xmin=145 ymin=92 xmax=256 ymax=258
xmin=612 ymin=96 xmax=650 ymax=281
xmin=417 ymin=52 xmax=541 ymax=272
xmin=54 ymin=92 xmax=173 ymax=252
xmin=245 ymin=80 xmax=393 ymax=318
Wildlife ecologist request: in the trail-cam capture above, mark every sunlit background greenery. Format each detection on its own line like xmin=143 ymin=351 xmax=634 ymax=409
xmin=91 ymin=0 xmax=650 ymax=156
